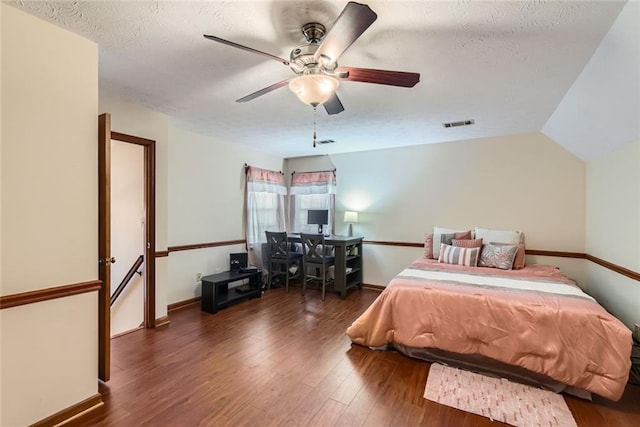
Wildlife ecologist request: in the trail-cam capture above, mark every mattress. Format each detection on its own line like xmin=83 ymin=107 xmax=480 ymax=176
xmin=346 ymin=258 xmax=632 ymax=401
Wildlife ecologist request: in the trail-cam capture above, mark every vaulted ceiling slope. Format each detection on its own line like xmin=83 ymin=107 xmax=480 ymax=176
xmin=7 ymin=1 xmax=637 ymax=160
xmin=543 ymin=1 xmax=639 ymax=162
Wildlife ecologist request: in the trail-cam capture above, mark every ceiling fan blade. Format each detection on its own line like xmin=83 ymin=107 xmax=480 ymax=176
xmin=236 ymin=79 xmax=291 ymax=103
xmin=323 ymin=93 xmax=345 ymax=115
xmin=336 ymin=66 xmax=420 ymax=88
xmin=203 ymin=35 xmax=289 ymax=65
xmin=313 ymin=2 xmax=377 ymax=65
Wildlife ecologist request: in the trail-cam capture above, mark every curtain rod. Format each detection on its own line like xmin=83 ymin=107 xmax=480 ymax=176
xmin=291 ymin=168 xmax=336 ymax=176
xmin=244 ymin=163 xmax=282 ymax=174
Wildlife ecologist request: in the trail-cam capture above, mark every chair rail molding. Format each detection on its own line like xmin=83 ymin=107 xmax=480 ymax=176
xmin=362 ymin=240 xmax=639 ymax=282
xmin=0 ymin=280 xmax=102 ymax=310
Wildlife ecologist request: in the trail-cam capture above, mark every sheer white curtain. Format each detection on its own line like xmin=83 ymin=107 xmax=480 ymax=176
xmin=289 ymin=171 xmax=336 ymax=235
xmin=245 ymin=166 xmax=287 ymax=269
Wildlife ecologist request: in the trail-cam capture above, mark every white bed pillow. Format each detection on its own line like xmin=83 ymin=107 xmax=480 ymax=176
xmin=434 ymin=226 xmax=471 ymax=235
xmin=474 ymin=227 xmax=524 ymax=245
xmin=427 ymin=233 xmax=455 ymax=259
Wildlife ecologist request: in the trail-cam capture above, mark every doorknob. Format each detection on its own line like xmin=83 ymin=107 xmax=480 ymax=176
xmin=99 ymin=257 xmax=116 ymax=265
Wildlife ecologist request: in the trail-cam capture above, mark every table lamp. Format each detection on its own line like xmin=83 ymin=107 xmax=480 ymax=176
xmin=344 ymin=211 xmax=359 ymax=237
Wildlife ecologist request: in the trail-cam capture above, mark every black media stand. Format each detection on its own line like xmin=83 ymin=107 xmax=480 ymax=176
xmin=201 ymin=269 xmax=262 ymax=314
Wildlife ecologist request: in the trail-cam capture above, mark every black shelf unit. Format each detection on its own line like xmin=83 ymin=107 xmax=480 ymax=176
xmin=344 ymin=241 xmax=363 ymax=294
xmin=201 ymin=270 xmax=262 ymax=314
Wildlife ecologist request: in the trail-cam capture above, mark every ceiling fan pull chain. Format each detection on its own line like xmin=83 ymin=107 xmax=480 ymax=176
xmin=313 ymin=106 xmax=317 ymax=148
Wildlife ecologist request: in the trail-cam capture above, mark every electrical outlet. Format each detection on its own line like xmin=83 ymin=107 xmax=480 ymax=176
xmin=196 ymin=273 xmax=202 ymax=283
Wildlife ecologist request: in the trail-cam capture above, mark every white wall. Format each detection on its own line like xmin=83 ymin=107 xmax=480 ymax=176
xmin=167 ymin=126 xmax=283 ymax=303
xmin=283 ymin=152 xmax=591 ymax=283
xmin=98 ymin=95 xmax=169 ymax=320
xmin=110 ymin=140 xmax=145 ymax=336
xmin=542 ymin=0 xmax=640 ymax=331
xmin=285 ymin=155 xmax=335 ymax=186
xmin=585 ymin=139 xmax=640 ymax=330
xmin=288 ymin=132 xmax=586 ymax=286
xmin=1 ymin=4 xmax=99 ymax=425
xmin=99 ymin=95 xmax=285 ymax=307
xmin=542 ymin=1 xmax=640 ymax=162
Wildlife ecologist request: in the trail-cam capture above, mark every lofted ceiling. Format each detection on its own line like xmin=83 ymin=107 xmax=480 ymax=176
xmin=7 ymin=1 xmax=634 ymax=159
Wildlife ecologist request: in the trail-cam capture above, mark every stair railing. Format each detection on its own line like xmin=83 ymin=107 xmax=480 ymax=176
xmin=111 ymin=255 xmax=144 ymax=306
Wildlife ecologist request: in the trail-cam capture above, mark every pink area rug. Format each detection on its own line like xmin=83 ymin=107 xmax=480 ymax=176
xmin=423 ymin=364 xmax=577 ymax=427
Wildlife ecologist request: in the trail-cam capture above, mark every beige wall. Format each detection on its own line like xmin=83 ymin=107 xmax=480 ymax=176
xmin=1 ymin=4 xmax=99 ymax=425
xmin=2 ymin=6 xmax=98 ymax=293
xmin=332 ymin=133 xmax=586 ymax=249
xmin=585 ymin=139 xmax=640 ymax=329
xmin=167 ymin=126 xmax=283 ymax=303
xmin=288 ymin=133 xmax=587 ymax=286
xmin=99 ymin=96 xmax=285 ymax=308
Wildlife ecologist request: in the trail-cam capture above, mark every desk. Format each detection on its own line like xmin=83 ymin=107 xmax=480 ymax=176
xmin=201 ymin=270 xmax=262 ymax=313
xmin=288 ymin=235 xmax=363 ymax=299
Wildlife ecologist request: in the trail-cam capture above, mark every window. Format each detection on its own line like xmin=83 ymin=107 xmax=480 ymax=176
xmin=248 ymin=192 xmax=283 ymax=235
xmin=289 ymin=171 xmax=336 ymax=235
xmin=245 ymin=166 xmax=287 ymax=268
xmin=292 ymin=194 xmax=333 ymax=234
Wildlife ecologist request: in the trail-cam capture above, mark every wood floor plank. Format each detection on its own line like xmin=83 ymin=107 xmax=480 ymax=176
xmin=565 ymin=386 xmax=640 ymax=427
xmin=377 ymin=355 xmax=430 ymax=409
xmin=307 ymin=398 xmax=347 ymax=427
xmin=286 ymin=340 xmax=351 ymax=387
xmin=274 ymin=348 xmax=367 ymax=426
xmin=335 ymin=376 xmax=378 ymax=426
xmin=336 ymin=355 xmax=397 ymax=408
xmin=362 ymin=403 xmax=395 ymax=427
xmin=62 ymin=287 xmax=640 ymax=427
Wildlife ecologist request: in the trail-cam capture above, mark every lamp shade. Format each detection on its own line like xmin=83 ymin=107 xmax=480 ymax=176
xmin=344 ymin=211 xmax=358 ymax=223
xmin=289 ymin=74 xmax=339 ymax=106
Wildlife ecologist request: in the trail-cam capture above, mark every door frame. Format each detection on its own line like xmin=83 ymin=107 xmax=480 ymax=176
xmin=98 ymin=113 xmax=157 ymax=382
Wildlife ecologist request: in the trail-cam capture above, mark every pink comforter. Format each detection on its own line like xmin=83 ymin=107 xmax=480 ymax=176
xmin=347 ymin=259 xmax=632 ymax=401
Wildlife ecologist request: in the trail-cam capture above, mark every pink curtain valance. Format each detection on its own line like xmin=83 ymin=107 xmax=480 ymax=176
xmin=246 ymin=166 xmax=287 ymax=195
xmin=290 ymin=171 xmax=336 ymax=195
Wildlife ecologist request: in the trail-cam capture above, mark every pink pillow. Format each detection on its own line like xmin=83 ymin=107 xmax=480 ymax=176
xmin=424 ymin=233 xmax=434 ymax=258
xmin=452 ymin=238 xmax=483 ymax=248
xmin=454 ymin=230 xmax=472 ymax=240
xmin=513 ymin=243 xmax=526 ymax=269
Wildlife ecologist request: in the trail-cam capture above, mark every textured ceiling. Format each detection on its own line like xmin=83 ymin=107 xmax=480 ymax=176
xmin=8 ymin=0 xmax=628 ymax=159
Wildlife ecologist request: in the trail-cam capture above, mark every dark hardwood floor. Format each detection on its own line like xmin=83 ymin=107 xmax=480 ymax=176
xmin=67 ymin=285 xmax=640 ymax=426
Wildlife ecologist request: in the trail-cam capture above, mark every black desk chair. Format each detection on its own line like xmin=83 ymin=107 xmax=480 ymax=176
xmin=300 ymin=233 xmax=335 ymax=300
xmin=265 ymin=231 xmax=302 ymax=292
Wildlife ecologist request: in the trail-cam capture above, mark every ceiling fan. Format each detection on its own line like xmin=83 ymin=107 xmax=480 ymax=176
xmin=203 ymin=1 xmax=420 ymax=115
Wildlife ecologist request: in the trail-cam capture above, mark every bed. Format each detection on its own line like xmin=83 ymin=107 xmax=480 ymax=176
xmin=346 ymin=256 xmax=632 ymax=401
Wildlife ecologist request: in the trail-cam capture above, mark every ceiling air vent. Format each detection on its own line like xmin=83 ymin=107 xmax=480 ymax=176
xmin=317 ymin=139 xmax=335 ymax=144
xmin=442 ymin=119 xmax=475 ymax=128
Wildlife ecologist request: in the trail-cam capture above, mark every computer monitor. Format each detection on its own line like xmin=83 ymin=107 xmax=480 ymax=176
xmin=307 ymin=209 xmax=329 ymax=234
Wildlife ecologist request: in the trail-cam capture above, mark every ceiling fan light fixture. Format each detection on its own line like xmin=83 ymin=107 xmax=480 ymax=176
xmin=205 ymin=2 xmax=419 ymax=114
xmin=289 ymin=74 xmax=339 ymax=106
